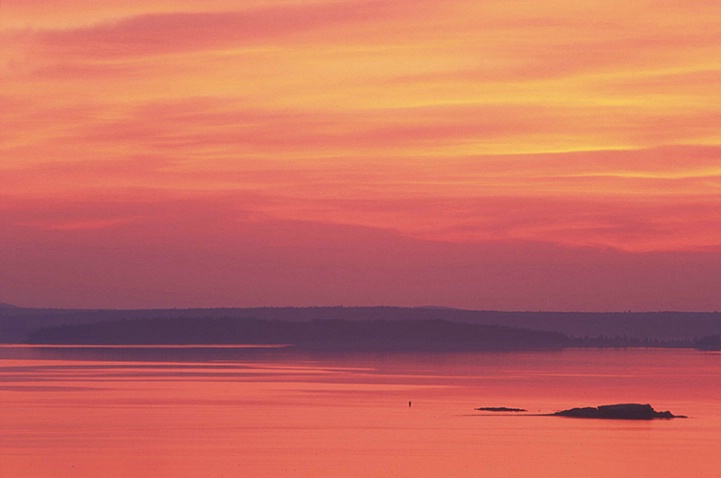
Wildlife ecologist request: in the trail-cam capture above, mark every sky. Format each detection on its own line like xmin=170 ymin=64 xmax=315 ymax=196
xmin=1 ymin=0 xmax=720 ymax=311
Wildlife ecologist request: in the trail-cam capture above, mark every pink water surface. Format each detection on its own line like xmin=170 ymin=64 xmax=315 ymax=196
xmin=1 ymin=347 xmax=719 ymax=477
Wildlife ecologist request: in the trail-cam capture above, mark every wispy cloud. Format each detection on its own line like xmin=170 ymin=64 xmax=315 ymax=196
xmin=2 ymin=0 xmax=719 ymax=308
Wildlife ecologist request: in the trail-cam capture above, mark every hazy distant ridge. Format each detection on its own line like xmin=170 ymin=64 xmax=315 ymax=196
xmin=2 ymin=305 xmax=719 ymax=346
xmin=26 ymin=318 xmax=572 ymax=351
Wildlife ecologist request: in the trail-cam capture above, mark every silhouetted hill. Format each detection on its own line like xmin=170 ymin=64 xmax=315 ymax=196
xmin=26 ymin=318 xmax=572 ymax=351
xmin=2 ymin=306 xmax=719 ymax=346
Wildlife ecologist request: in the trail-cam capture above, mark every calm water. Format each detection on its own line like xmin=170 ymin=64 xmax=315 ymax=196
xmin=1 ymin=346 xmax=719 ymax=477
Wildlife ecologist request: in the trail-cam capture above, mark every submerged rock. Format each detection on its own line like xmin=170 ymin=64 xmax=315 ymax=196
xmin=553 ymin=403 xmax=684 ymax=420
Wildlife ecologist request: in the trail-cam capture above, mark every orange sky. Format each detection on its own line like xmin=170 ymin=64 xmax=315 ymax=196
xmin=1 ymin=0 xmax=720 ymax=310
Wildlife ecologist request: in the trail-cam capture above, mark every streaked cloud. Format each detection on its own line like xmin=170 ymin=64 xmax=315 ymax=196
xmin=1 ymin=0 xmax=719 ymax=308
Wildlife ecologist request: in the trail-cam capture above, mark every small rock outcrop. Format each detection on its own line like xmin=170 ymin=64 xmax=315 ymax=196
xmin=475 ymin=407 xmax=527 ymax=412
xmin=553 ymin=403 xmax=683 ymax=420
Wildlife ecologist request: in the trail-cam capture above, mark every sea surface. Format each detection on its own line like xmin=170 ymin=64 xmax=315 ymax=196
xmin=1 ymin=346 xmax=719 ymax=477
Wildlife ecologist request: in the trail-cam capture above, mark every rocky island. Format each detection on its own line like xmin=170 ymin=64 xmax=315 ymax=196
xmin=553 ymin=403 xmax=684 ymax=420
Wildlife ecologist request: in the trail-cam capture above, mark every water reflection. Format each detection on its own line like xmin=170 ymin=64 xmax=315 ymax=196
xmin=1 ymin=346 xmax=720 ymax=478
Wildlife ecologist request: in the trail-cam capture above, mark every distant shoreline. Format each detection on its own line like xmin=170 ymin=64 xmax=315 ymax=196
xmin=18 ymin=317 xmax=721 ymax=352
xmin=2 ymin=305 xmax=719 ymax=350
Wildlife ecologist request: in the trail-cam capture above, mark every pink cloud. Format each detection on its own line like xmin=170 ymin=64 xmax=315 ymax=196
xmin=15 ymin=95 xmax=709 ymax=166
xmin=2 ymin=1 xmax=719 ymax=310
xmin=1 ymin=209 xmax=719 ymax=310
xmin=19 ymin=2 xmax=414 ymax=60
